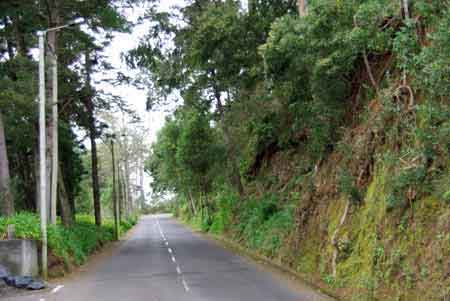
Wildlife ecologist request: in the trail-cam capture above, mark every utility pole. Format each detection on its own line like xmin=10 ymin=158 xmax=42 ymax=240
xmin=37 ymin=17 xmax=83 ymax=279
xmin=37 ymin=30 xmax=48 ymax=279
xmin=111 ymin=138 xmax=119 ymax=241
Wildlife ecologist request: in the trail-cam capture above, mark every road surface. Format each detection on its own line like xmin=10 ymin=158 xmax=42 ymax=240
xmin=7 ymin=215 xmax=332 ymax=301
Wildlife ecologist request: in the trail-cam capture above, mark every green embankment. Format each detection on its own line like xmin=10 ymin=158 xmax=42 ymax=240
xmin=178 ymin=163 xmax=449 ymax=300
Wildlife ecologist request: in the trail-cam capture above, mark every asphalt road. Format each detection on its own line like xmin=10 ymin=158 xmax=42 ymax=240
xmin=7 ymin=215 xmax=332 ymax=301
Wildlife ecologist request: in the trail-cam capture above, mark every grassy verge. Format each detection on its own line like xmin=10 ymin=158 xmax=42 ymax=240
xmin=0 ymin=212 xmax=138 ymax=272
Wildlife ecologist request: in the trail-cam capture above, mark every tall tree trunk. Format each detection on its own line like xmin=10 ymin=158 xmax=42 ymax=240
xmin=34 ymin=134 xmax=40 ymax=213
xmin=0 ymin=112 xmax=14 ymax=217
xmin=84 ymin=51 xmax=101 ymax=226
xmin=117 ymin=163 xmax=123 ymax=222
xmin=45 ymin=0 xmax=61 ymax=225
xmin=298 ymin=0 xmax=308 ymax=17
xmin=88 ymin=100 xmax=101 ymax=226
xmin=4 ymin=17 xmax=15 ymax=60
xmin=402 ymin=0 xmax=410 ymax=19
xmin=139 ymin=158 xmax=145 ymax=210
xmin=12 ymin=13 xmax=27 ymax=57
xmin=187 ymin=189 xmax=197 ymax=216
xmin=124 ymin=155 xmax=132 ymax=214
xmin=121 ymin=166 xmax=129 ymax=217
xmin=58 ymin=165 xmax=74 ymax=226
xmin=248 ymin=0 xmax=256 ymax=14
xmin=111 ymin=140 xmax=119 ymax=240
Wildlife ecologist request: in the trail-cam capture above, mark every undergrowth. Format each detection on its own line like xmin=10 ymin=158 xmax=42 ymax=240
xmin=0 ymin=212 xmax=138 ymax=267
xmin=181 ymin=191 xmax=295 ymax=259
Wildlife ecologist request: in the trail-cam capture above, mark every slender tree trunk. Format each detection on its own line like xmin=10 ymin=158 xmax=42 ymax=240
xmin=117 ymin=163 xmax=123 ymax=222
xmin=298 ymin=0 xmax=308 ymax=17
xmin=50 ymin=54 xmax=58 ymax=224
xmin=121 ymin=124 xmax=133 ymax=214
xmin=187 ymin=189 xmax=197 ymax=216
xmin=139 ymin=158 xmax=145 ymax=210
xmin=58 ymin=165 xmax=74 ymax=226
xmin=111 ymin=140 xmax=119 ymax=240
xmin=12 ymin=13 xmax=27 ymax=57
xmin=124 ymin=156 xmax=132 ymax=214
xmin=248 ymin=0 xmax=256 ymax=14
xmin=0 ymin=112 xmax=14 ymax=217
xmin=4 ymin=17 xmax=15 ymax=60
xmin=34 ymin=136 xmax=40 ymax=213
xmin=402 ymin=0 xmax=410 ymax=19
xmin=121 ymin=166 xmax=129 ymax=217
xmin=84 ymin=51 xmax=101 ymax=226
xmin=89 ymin=114 xmax=101 ymax=226
xmin=46 ymin=0 xmax=60 ymax=224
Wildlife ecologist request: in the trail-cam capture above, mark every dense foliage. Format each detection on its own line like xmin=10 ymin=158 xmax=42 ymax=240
xmin=0 ymin=0 xmax=148 ymax=279
xmin=134 ymin=0 xmax=449 ymax=299
xmin=0 ymin=212 xmax=137 ymax=267
xmin=0 ymin=0 xmax=147 ymax=224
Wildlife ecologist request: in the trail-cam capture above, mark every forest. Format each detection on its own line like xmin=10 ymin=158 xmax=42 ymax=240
xmin=0 ymin=0 xmax=146 ymax=275
xmin=130 ymin=0 xmax=449 ymax=299
xmin=0 ymin=0 xmax=449 ymax=299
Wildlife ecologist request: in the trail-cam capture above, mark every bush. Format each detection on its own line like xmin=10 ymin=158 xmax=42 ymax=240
xmin=209 ymin=189 xmax=238 ymax=234
xmin=192 ymin=210 xmax=211 ymax=232
xmin=0 ymin=212 xmax=138 ymax=267
xmin=231 ymin=193 xmax=294 ymax=257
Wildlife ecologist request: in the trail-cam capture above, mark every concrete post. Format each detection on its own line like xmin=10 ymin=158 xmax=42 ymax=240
xmin=38 ymin=31 xmax=48 ymax=280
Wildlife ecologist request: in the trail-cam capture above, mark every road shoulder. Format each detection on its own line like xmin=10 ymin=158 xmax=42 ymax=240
xmin=173 ymin=217 xmax=337 ymax=301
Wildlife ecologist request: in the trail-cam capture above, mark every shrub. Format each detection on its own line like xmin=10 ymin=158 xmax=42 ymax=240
xmin=230 ymin=193 xmax=294 ymax=257
xmin=209 ymin=189 xmax=238 ymax=234
xmin=0 ymin=213 xmax=138 ymax=267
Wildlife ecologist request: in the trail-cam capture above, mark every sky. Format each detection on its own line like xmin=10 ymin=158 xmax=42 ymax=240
xmin=92 ymin=0 xmax=186 ymax=200
xmin=94 ymin=0 xmax=185 ymax=144
xmin=94 ymin=0 xmax=248 ymax=201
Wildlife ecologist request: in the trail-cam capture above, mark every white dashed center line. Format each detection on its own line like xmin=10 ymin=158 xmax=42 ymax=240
xmin=182 ymin=278 xmax=190 ymax=292
xmin=51 ymin=285 xmax=64 ymax=294
xmin=156 ymin=217 xmax=190 ymax=293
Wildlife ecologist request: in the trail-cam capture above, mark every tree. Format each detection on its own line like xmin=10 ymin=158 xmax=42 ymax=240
xmin=83 ymin=50 xmax=102 ymax=226
xmin=0 ymin=111 xmax=13 ymax=217
xmin=147 ymin=105 xmax=225 ymax=216
xmin=0 ymin=0 xmax=136 ymax=223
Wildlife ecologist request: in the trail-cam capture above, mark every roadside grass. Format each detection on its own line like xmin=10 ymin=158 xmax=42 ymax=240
xmin=0 ymin=212 xmax=138 ymax=268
